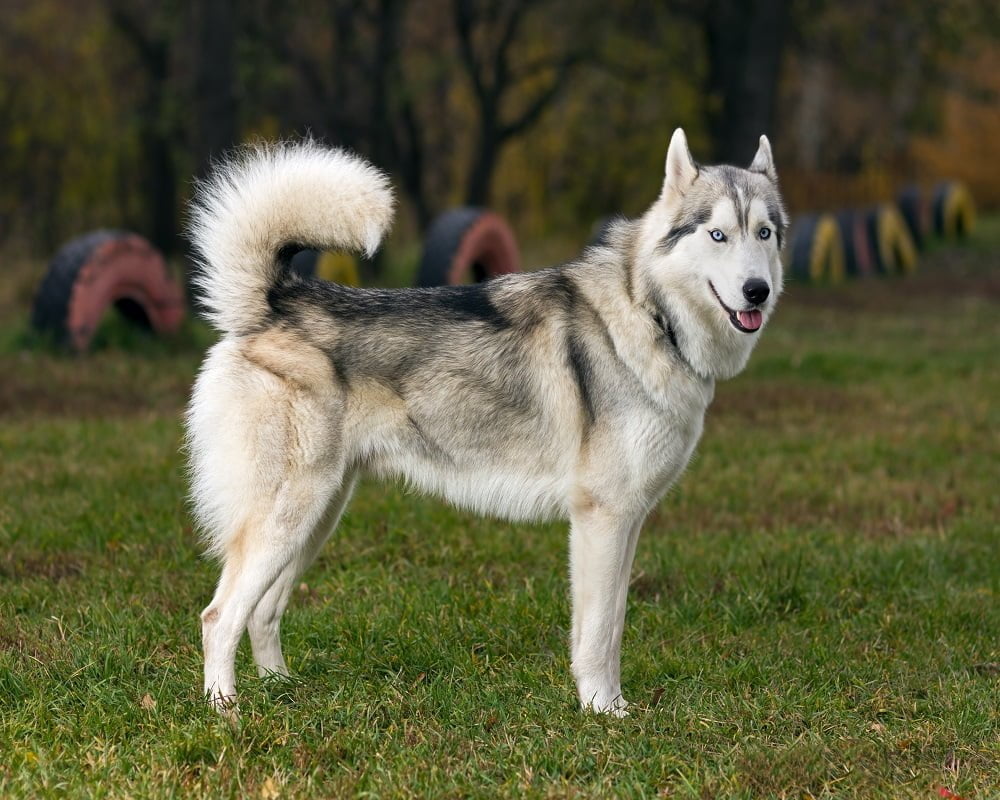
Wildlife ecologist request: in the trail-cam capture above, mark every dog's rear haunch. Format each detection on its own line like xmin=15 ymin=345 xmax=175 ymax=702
xmin=186 ymin=131 xmax=786 ymax=715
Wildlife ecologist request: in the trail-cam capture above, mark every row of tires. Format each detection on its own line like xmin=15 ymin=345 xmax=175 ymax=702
xmin=30 ymin=181 xmax=976 ymax=351
xmin=787 ymin=181 xmax=976 ymax=284
xmin=293 ymin=207 xmax=521 ymax=287
xmin=29 ymin=208 xmax=522 ymax=351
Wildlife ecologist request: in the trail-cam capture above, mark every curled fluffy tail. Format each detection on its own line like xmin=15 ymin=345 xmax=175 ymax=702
xmin=188 ymin=140 xmax=394 ymax=334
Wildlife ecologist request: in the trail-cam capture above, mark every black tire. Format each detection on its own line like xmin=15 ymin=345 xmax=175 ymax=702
xmin=288 ymin=248 xmax=319 ymax=279
xmin=896 ymin=185 xmax=928 ymax=249
xmin=835 ymin=210 xmax=858 ymax=277
xmin=788 ymin=214 xmax=818 ymax=283
xmin=418 ymin=208 xmax=484 ymax=287
xmin=836 ymin=209 xmax=875 ymax=278
xmin=417 ymin=207 xmax=520 ymax=287
xmin=787 ymin=213 xmax=844 ymax=283
xmin=865 ymin=205 xmax=917 ymax=275
xmin=31 ymin=230 xmax=125 ymax=343
xmin=863 ymin=207 xmax=891 ymax=275
xmin=932 ymin=181 xmax=976 ymax=239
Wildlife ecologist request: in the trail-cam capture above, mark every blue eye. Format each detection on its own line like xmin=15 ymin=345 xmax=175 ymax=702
xmin=709 ymin=229 xmax=726 ymax=242
xmin=759 ymin=227 xmax=771 ymax=240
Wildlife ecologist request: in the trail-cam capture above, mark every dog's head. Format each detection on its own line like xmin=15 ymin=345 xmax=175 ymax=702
xmin=637 ymin=128 xmax=788 ymax=379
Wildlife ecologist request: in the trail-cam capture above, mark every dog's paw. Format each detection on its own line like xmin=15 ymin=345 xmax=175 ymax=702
xmin=583 ymin=694 xmax=629 ymax=717
xmin=578 ymin=681 xmax=630 ymax=717
xmin=606 ymin=695 xmax=630 ymax=718
xmin=206 ymin=690 xmax=240 ymax=723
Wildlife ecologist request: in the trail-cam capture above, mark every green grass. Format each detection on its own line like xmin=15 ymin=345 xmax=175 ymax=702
xmin=1 ymin=231 xmax=998 ymax=798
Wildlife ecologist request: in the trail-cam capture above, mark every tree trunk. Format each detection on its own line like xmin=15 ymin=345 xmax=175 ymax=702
xmin=143 ymin=123 xmax=178 ymax=255
xmin=466 ymin=127 xmax=501 ymax=207
xmin=137 ymin=46 xmax=179 ymax=255
xmin=193 ymin=0 xmax=239 ymax=174
xmin=108 ymin=4 xmax=181 ymax=255
xmin=704 ymin=0 xmax=791 ymax=164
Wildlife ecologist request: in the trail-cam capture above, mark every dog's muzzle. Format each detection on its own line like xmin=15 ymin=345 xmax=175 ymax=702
xmin=708 ymin=281 xmax=763 ymax=333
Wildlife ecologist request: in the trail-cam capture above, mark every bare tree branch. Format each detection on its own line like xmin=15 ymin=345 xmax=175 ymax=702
xmin=107 ymin=2 xmax=165 ymax=73
xmin=500 ymin=51 xmax=582 ymax=140
xmin=453 ymin=0 xmax=488 ymax=103
xmin=490 ymin=0 xmax=526 ymax=101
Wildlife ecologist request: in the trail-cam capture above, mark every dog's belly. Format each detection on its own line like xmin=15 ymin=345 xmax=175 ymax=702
xmin=364 ymin=453 xmax=572 ymax=522
xmin=356 ymin=402 xmax=707 ymax=523
xmin=347 ymin=387 xmax=577 ymax=521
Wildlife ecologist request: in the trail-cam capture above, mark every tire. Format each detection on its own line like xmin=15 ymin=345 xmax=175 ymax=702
xmin=835 ymin=210 xmax=876 ymax=278
xmin=787 ymin=213 xmax=845 ymax=284
xmin=932 ymin=181 xmax=976 ymax=239
xmin=896 ymin=185 xmax=930 ymax=249
xmin=417 ymin=208 xmax=520 ymax=287
xmin=31 ymin=230 xmax=185 ymax=351
xmin=865 ymin=204 xmax=918 ymax=275
xmin=287 ymin=249 xmax=361 ymax=286
xmin=288 ymin=248 xmax=319 ymax=279
xmin=316 ymin=251 xmax=361 ymax=285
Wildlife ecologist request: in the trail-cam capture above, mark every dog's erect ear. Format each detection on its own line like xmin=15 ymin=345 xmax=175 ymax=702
xmin=662 ymin=128 xmax=698 ymax=198
xmin=749 ymin=135 xmax=777 ymax=182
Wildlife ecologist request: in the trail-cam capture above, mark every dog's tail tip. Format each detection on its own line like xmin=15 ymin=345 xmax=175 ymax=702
xmin=187 ymin=139 xmax=395 ymax=334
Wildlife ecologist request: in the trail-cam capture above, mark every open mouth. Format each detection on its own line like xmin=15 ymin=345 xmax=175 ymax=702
xmin=708 ymin=281 xmax=763 ymax=333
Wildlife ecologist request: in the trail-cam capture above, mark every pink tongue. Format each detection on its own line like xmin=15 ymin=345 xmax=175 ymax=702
xmin=737 ymin=310 xmax=763 ymax=331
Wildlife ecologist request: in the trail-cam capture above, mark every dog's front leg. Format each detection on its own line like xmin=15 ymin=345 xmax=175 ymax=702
xmin=569 ymin=507 xmax=643 ymax=716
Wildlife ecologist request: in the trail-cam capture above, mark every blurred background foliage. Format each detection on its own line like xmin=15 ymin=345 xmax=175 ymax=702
xmin=0 ymin=0 xmax=997 ymax=261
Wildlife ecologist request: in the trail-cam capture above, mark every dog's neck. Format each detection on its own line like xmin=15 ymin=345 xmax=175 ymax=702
xmin=650 ymin=304 xmax=699 ymax=376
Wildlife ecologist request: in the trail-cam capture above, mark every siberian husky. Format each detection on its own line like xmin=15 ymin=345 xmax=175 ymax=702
xmin=186 ymin=129 xmax=786 ymax=715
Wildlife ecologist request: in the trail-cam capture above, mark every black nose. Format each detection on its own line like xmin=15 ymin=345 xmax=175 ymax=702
xmin=743 ymin=278 xmax=770 ymax=305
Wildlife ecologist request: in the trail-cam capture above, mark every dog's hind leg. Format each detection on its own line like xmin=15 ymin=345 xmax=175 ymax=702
xmin=569 ymin=502 xmax=643 ymax=716
xmin=200 ymin=465 xmax=347 ymax=710
xmin=190 ymin=332 xmax=352 ymax=710
xmin=247 ymin=473 xmax=358 ymax=678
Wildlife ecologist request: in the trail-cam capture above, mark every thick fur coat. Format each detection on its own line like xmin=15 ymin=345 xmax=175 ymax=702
xmin=187 ymin=130 xmax=787 ymax=715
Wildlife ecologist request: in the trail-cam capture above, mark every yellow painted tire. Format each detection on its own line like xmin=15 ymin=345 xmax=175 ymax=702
xmin=866 ymin=205 xmax=918 ymax=275
xmin=932 ymin=181 xmax=976 ymax=240
xmin=788 ymin=213 xmax=846 ymax=284
xmin=288 ymin=249 xmax=362 ymax=286
xmin=315 ymin=251 xmax=361 ymax=286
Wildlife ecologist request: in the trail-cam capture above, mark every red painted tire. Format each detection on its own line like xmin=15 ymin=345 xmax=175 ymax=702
xmin=31 ymin=230 xmax=185 ymax=351
xmin=417 ymin=208 xmax=520 ymax=287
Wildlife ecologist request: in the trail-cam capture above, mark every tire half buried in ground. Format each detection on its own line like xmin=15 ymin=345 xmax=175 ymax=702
xmin=288 ymin=249 xmax=361 ymax=286
xmin=787 ymin=213 xmax=846 ymax=284
xmin=836 ymin=209 xmax=876 ymax=278
xmin=31 ymin=230 xmax=185 ymax=351
xmin=896 ymin=185 xmax=931 ymax=249
xmin=865 ymin=204 xmax=918 ymax=275
xmin=932 ymin=181 xmax=976 ymax=240
xmin=418 ymin=208 xmax=520 ymax=286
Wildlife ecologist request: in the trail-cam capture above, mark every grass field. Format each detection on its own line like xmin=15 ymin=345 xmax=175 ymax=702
xmin=1 ymin=227 xmax=998 ymax=798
